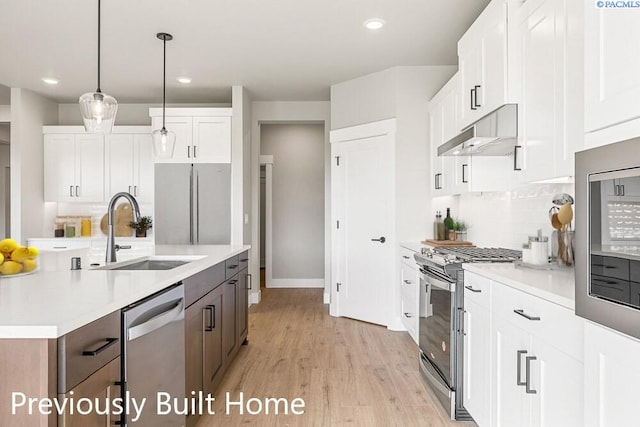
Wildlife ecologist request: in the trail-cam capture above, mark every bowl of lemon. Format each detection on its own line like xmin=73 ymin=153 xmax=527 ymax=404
xmin=0 ymin=238 xmax=39 ymax=277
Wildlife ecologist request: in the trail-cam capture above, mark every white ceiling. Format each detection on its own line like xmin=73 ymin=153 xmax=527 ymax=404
xmin=0 ymin=0 xmax=489 ymax=104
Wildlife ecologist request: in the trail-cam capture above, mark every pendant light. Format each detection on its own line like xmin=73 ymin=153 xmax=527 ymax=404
xmin=151 ymin=33 xmax=176 ymax=158
xmin=79 ymin=0 xmax=118 ymax=133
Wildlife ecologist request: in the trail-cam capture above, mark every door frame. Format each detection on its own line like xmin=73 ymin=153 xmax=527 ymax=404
xmin=259 ymin=155 xmax=274 ymax=288
xmin=329 ymin=118 xmax=397 ymax=322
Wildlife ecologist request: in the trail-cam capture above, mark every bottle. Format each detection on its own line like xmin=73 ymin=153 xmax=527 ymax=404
xmin=434 ymin=211 xmax=441 ymax=240
xmin=444 ymin=208 xmax=454 ymax=240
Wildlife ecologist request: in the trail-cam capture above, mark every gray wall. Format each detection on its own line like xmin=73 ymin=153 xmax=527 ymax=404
xmin=261 ymin=124 xmax=324 ymax=280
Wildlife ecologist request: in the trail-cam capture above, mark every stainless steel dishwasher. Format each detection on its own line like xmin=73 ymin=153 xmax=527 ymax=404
xmin=122 ymin=284 xmax=185 ymax=426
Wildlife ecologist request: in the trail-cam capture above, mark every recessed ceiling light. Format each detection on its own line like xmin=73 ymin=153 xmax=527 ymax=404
xmin=42 ymin=77 xmax=59 ymax=85
xmin=177 ymin=77 xmax=192 ymax=84
xmin=363 ymin=18 xmax=385 ymax=30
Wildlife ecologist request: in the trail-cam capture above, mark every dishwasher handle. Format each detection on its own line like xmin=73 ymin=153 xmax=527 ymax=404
xmin=127 ymin=299 xmax=184 ymax=341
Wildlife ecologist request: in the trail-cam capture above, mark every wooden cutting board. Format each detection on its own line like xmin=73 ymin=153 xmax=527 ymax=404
xmin=100 ymin=204 xmax=134 ymax=237
xmin=422 ymin=239 xmax=474 ymax=247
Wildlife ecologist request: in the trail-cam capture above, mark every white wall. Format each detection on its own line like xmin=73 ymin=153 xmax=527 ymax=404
xmin=261 ymin=124 xmax=325 ymax=284
xmin=250 ymin=101 xmax=331 ymax=302
xmin=0 ymin=145 xmax=10 ymax=237
xmin=10 ymin=88 xmax=58 ymax=243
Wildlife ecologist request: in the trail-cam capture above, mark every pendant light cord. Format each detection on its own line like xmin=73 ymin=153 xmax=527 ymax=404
xmin=97 ymin=0 xmax=101 ymax=93
xmin=162 ymin=36 xmax=166 ymax=130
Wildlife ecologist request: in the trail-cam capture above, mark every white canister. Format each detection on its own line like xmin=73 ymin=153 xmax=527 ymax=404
xmin=530 ymin=240 xmax=549 ymax=265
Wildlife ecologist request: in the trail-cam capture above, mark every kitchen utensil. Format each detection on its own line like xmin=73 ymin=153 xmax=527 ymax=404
xmin=551 ymin=213 xmax=562 ymax=230
xmin=552 ymin=193 xmax=574 ymax=206
xmin=558 ymin=203 xmax=573 ymax=230
xmin=100 ymin=204 xmax=134 ymax=237
xmin=548 ymin=206 xmax=559 ymax=219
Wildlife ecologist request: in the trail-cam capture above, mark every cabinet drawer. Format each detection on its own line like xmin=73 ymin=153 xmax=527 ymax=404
xmin=238 ymin=251 xmax=249 ymax=271
xmin=463 ymin=271 xmax=491 ymax=308
xmin=184 ymin=263 xmax=226 ymax=307
xmin=400 ymin=284 xmax=418 ymax=343
xmin=591 ymin=255 xmax=629 ymax=281
xmin=591 ymin=274 xmax=631 ymax=304
xmin=225 ymin=255 xmax=240 ymax=279
xmin=492 ymin=282 xmax=583 ymax=361
xmin=57 ymin=310 xmax=120 ymax=393
xmin=399 ymin=246 xmax=417 ymax=266
xmin=630 ymin=259 xmax=640 ymax=283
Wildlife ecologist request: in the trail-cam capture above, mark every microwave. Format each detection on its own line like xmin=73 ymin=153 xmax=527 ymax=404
xmin=575 ymin=137 xmax=640 ymax=340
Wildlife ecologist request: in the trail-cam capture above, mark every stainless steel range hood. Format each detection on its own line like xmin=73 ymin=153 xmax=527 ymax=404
xmin=437 ymin=104 xmax=518 ymax=156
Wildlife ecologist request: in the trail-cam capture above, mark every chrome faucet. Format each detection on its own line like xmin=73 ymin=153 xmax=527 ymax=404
xmin=106 ymin=192 xmax=141 ymax=263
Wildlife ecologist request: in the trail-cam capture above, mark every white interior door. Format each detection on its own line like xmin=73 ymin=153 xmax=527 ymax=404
xmin=331 ymin=120 xmax=395 ymax=326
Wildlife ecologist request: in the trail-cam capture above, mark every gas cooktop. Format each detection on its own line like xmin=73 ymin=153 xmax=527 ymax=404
xmin=414 ymin=246 xmax=522 ymax=268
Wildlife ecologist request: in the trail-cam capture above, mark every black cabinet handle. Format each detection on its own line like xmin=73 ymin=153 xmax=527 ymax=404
xmin=82 ymin=338 xmax=119 ymax=356
xmin=516 ymin=350 xmax=527 ymax=386
xmin=403 ymin=312 xmax=413 ymax=318
xmin=474 ymin=85 xmax=482 ymax=107
xmin=462 ymin=164 xmax=468 ymax=183
xmin=435 ymin=173 xmax=442 ymax=190
xmin=525 ymin=356 xmax=537 ymax=394
xmin=513 ymin=145 xmax=522 ymax=171
xmin=402 ymin=255 xmax=410 ymax=259
xmin=240 ymin=258 xmax=249 ymax=262
xmin=246 ymin=273 xmax=252 ymax=290
xmin=194 ymin=145 xmax=197 ymax=158
xmin=403 ymin=279 xmax=412 ymax=285
xmin=228 ymin=264 xmax=238 ymax=269
xmin=187 ymin=146 xmax=191 ymax=158
xmin=205 ymin=305 xmax=216 ymax=331
xmin=465 ymin=285 xmax=481 ymax=293
xmin=229 ymin=279 xmax=238 ymax=285
xmin=514 ymin=309 xmax=540 ymax=321
xmin=470 ymin=88 xmax=476 ymax=110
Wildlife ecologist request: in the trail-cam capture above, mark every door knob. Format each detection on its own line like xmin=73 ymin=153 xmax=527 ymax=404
xmin=371 ymin=236 xmax=386 ymax=243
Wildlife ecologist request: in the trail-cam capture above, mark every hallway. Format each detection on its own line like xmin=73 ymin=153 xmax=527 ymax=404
xmin=197 ymin=288 xmax=454 ymax=426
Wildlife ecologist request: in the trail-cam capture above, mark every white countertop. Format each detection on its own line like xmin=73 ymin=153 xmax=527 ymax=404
xmin=463 ymin=263 xmax=576 ymax=309
xmin=0 ymin=244 xmax=250 ymax=339
xmin=400 ymin=241 xmax=435 ymax=252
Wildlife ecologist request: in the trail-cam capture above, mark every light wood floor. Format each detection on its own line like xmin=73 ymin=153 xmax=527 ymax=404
xmin=197 ymin=288 xmax=462 ymax=427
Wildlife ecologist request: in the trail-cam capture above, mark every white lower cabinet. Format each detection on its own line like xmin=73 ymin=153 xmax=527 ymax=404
xmin=399 ymin=247 xmax=419 ymax=344
xmin=583 ymin=321 xmax=640 ymax=427
xmin=463 ymin=270 xmax=583 ymax=426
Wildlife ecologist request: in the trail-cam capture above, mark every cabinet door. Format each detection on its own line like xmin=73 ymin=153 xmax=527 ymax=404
xmin=203 ymin=287 xmax=224 ymax=394
xmin=133 ymin=134 xmax=154 ymax=203
xmin=75 ymin=133 xmax=105 ymax=202
xmin=463 ymin=297 xmax=491 ymax=427
xmin=529 ymin=338 xmax=583 ymax=427
xmin=584 ymin=322 xmax=640 ymax=427
xmin=193 ymin=116 xmax=231 ymax=163
xmin=185 ymin=297 xmax=207 ymax=401
xmin=59 ymin=357 xmax=120 ymax=427
xmin=480 ymin=1 xmax=508 ymax=115
xmin=107 ymin=134 xmax=135 ymax=196
xmin=492 ymin=315 xmax=531 ymax=427
xmin=458 ymin=43 xmax=483 ymax=128
xmin=154 ymin=116 xmax=193 ymax=163
xmin=236 ymin=270 xmax=248 ymax=343
xmin=400 ymin=262 xmax=418 ymax=343
xmin=44 ymin=134 xmax=76 ymax=202
xmin=222 ymin=278 xmax=237 ymax=359
xmin=585 ymin=7 xmax=640 ymax=133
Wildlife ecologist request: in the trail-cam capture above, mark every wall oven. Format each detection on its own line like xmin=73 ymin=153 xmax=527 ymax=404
xmin=576 ymin=137 xmax=640 ymax=340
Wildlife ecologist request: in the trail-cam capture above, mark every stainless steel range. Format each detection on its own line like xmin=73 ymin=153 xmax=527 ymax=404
xmin=414 ymin=246 xmax=521 ymax=421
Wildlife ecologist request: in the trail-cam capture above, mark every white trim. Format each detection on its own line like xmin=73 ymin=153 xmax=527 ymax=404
xmin=387 ymin=317 xmax=405 ymax=332
xmin=267 ymin=279 xmax=324 ymax=288
xmin=249 ymin=289 xmax=261 ymax=305
xmin=43 ymin=125 xmax=152 ymax=134
xmin=330 ymin=118 xmax=397 ymax=144
xmin=148 ymin=107 xmax=232 ymax=117
xmin=259 ymin=155 xmax=273 ymax=164
xmin=264 ymin=163 xmax=274 ymax=288
xmin=323 ymin=291 xmax=331 ymax=304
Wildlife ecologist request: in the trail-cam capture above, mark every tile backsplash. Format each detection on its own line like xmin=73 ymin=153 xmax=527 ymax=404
xmin=432 ymin=183 xmax=574 ymax=250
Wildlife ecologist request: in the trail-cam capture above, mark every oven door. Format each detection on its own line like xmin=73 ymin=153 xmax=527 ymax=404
xmin=419 ymin=267 xmax=455 ymax=387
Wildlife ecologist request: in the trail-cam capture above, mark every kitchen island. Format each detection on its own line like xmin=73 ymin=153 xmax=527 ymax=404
xmin=0 ymin=244 xmax=250 ymax=426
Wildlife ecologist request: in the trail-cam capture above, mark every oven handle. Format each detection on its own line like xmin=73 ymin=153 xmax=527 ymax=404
xmin=419 ymin=268 xmax=455 ymax=292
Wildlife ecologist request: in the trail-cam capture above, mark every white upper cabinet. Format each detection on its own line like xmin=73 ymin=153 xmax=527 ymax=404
xmin=107 ymin=128 xmax=154 ymax=203
xmin=585 ymin=6 xmax=640 ymax=146
xmin=150 ymin=108 xmax=232 ymax=164
xmin=44 ymin=131 xmax=105 ymax=203
xmin=429 ymin=75 xmax=457 ymax=197
xmin=458 ymin=0 xmax=510 ymax=129
xmin=515 ymin=0 xmax=583 ymax=183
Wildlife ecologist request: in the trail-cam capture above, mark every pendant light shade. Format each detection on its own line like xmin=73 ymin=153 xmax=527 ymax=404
xmin=152 ymin=32 xmax=176 ymax=158
xmin=79 ymin=0 xmax=117 ymax=133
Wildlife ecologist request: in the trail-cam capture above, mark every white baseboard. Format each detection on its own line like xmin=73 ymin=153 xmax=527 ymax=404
xmin=249 ymin=290 xmax=261 ymax=305
xmin=266 ymin=278 xmax=324 ymax=288
xmin=387 ymin=316 xmax=406 ymax=332
xmin=323 ymin=291 xmax=330 ymax=304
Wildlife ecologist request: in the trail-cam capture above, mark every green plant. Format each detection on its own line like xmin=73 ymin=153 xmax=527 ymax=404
xmin=129 ymin=216 xmax=153 ymax=231
xmin=453 ymin=220 xmax=467 ymax=232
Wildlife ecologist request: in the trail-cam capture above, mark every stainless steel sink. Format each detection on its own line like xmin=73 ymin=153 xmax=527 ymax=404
xmin=94 ymin=255 xmax=206 ymax=271
xmin=109 ymin=260 xmax=189 ymax=270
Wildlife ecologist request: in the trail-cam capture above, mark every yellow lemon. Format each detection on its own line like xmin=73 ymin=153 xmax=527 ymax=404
xmin=26 ymin=247 xmax=39 ymax=258
xmin=0 ymin=238 xmax=18 ymax=254
xmin=10 ymin=246 xmax=30 ymax=262
xmin=22 ymin=259 xmax=37 ymax=272
xmin=0 ymin=260 xmax=23 ymax=275
xmin=0 ymin=253 xmax=4 ymax=264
